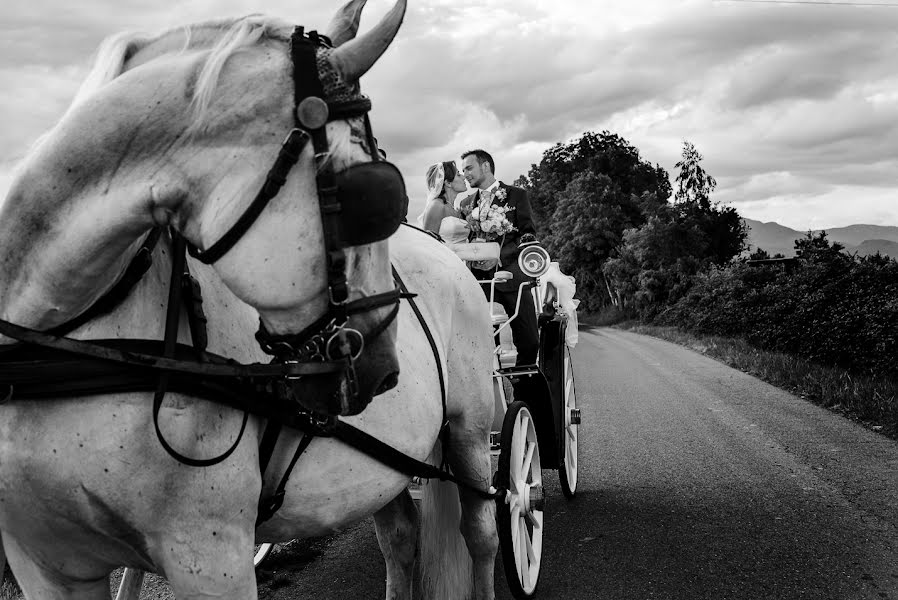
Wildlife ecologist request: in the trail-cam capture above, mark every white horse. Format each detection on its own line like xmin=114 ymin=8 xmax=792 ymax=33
xmin=0 ymin=1 xmax=498 ymax=598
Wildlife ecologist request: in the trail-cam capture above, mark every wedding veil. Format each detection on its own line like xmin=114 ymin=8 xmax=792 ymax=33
xmin=426 ymin=162 xmax=446 ymax=202
xmin=415 ymin=162 xmax=447 ymax=225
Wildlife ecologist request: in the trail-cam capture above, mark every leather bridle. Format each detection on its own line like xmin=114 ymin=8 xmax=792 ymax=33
xmin=0 ymin=26 xmax=407 ymax=466
xmin=186 ymin=27 xmax=406 ymax=396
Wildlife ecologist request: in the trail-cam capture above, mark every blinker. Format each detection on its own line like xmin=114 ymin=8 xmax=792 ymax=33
xmin=335 ymin=161 xmax=406 ymax=247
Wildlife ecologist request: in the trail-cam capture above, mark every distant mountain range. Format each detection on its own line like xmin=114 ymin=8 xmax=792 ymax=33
xmin=743 ymin=218 xmax=898 ymax=258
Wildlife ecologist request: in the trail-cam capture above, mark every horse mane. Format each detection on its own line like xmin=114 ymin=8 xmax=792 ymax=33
xmin=70 ymin=15 xmax=292 ymax=127
xmin=35 ymin=15 xmax=355 ymax=178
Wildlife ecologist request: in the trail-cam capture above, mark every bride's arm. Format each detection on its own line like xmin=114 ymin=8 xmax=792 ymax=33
xmin=422 ymin=201 xmax=443 ymax=234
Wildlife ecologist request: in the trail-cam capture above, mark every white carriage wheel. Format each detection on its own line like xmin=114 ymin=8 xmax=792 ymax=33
xmin=497 ymin=401 xmax=543 ymax=599
xmin=558 ymin=345 xmax=579 ymax=498
xmin=253 ymin=543 xmax=274 ymax=569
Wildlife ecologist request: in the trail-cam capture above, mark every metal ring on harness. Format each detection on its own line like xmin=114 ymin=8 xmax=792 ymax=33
xmin=325 ymin=327 xmax=364 ymax=362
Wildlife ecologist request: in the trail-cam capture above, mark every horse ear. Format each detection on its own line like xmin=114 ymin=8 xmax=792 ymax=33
xmin=328 ymin=0 xmax=406 ymax=82
xmin=325 ymin=0 xmax=369 ymax=47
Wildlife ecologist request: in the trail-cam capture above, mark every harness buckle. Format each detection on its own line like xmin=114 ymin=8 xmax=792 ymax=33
xmin=328 ymin=286 xmax=349 ymax=306
xmin=282 ymin=359 xmax=303 ymax=382
xmin=282 ymin=128 xmax=310 ymax=157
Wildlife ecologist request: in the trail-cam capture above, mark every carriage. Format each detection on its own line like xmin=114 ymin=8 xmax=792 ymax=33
xmin=440 ymin=236 xmax=581 ymax=598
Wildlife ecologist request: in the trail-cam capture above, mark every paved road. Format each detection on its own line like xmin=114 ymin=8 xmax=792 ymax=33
xmin=252 ymin=326 xmax=898 ymax=600
xmin=89 ymin=325 xmax=898 ymax=600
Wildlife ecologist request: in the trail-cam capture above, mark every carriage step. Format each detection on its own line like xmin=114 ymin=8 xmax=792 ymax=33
xmin=496 ymin=366 xmax=539 ymax=377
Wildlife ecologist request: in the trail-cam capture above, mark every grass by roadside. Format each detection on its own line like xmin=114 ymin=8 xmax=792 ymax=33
xmin=1 ymin=571 xmax=17 ymax=600
xmin=598 ymin=321 xmax=898 ymax=441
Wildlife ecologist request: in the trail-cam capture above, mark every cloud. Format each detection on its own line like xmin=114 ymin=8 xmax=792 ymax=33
xmin=0 ymin=64 xmax=86 ymax=163
xmin=3 ymin=0 xmax=898 ymax=229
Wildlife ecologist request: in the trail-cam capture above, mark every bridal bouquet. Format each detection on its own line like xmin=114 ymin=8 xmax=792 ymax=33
xmin=467 ymin=201 xmax=516 ymax=242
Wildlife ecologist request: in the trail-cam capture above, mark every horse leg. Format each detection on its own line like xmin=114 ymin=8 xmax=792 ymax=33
xmin=2 ymin=533 xmax=112 ymax=600
xmin=373 ymin=488 xmax=419 ymax=600
xmin=445 ymin=424 xmax=499 ymax=600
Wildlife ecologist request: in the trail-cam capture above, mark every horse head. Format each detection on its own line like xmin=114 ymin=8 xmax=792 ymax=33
xmin=0 ymin=0 xmax=407 ymax=416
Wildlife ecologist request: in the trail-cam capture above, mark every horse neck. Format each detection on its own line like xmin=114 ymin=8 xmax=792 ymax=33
xmin=0 ymin=180 xmax=155 ymax=335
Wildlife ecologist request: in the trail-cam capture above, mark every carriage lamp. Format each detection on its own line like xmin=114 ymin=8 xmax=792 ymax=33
xmin=518 ymin=245 xmax=551 ymax=278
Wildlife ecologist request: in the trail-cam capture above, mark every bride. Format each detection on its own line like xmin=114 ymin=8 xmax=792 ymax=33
xmin=419 ymin=161 xmax=470 ymax=244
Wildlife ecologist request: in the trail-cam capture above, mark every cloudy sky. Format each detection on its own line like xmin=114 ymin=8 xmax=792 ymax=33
xmin=2 ymin=0 xmax=898 ymax=230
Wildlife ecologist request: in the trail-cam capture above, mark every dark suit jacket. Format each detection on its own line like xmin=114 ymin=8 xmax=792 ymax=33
xmin=460 ymin=182 xmax=536 ymax=291
xmin=460 ymin=182 xmax=536 ymax=268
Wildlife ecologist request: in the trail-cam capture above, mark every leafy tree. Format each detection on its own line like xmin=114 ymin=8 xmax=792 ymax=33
xmin=518 ymin=131 xmax=670 ymax=239
xmin=674 ymin=141 xmax=717 ymax=208
xmin=515 ymin=131 xmax=670 ymax=309
xmin=794 ymin=230 xmax=848 ymax=264
xmin=673 ymin=140 xmax=747 ymax=265
xmin=603 ymin=141 xmax=747 ymax=316
xmin=604 ymin=208 xmax=708 ymax=316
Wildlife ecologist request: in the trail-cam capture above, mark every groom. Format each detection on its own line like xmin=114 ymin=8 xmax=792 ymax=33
xmin=459 ymin=149 xmax=539 ymax=367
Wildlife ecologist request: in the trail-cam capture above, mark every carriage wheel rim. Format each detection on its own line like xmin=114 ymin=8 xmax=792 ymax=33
xmin=508 ymin=408 xmax=543 ymax=593
xmin=563 ymin=348 xmax=578 ymax=491
xmin=253 ymin=543 xmax=274 ymax=568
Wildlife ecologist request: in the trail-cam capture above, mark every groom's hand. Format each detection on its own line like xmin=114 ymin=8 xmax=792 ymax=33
xmin=472 ymin=258 xmax=499 ymax=271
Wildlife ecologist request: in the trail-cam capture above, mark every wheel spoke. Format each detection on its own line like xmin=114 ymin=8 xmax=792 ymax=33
xmin=510 ymin=504 xmax=521 ymax=551
xmin=521 ymin=440 xmax=535 ymax=478
xmin=525 ymin=507 xmax=542 ymax=529
xmin=512 ymin=417 xmax=525 ymax=475
xmin=523 ymin=522 xmax=537 ymax=564
xmin=518 ymin=519 xmax=531 ymax=589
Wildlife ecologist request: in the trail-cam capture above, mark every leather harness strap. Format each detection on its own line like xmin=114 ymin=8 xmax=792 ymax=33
xmin=152 ymin=233 xmax=250 ymax=467
xmin=391 ymin=264 xmax=449 ymax=469
xmin=256 ymin=433 xmax=313 ymax=526
xmin=48 ymin=228 xmax=164 ymax=338
xmin=0 ymin=319 xmax=346 ymax=379
xmin=187 ymin=129 xmax=310 ymax=265
xmin=254 ymin=262 xmax=501 ymax=527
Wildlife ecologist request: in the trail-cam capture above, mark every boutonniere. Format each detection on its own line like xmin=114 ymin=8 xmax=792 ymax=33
xmin=494 ymin=187 xmax=508 ymax=202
